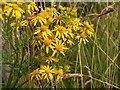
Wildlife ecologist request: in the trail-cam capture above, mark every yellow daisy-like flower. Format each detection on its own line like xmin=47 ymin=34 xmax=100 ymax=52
xmin=65 ymin=36 xmax=74 ymax=46
xmin=56 ymin=69 xmax=63 ymax=81
xmin=30 ymin=68 xmax=41 ymax=81
xmin=45 ymin=7 xmax=51 ymax=14
xmin=70 ymin=7 xmax=77 ymax=16
xmin=76 ymin=32 xmax=89 ymax=44
xmin=43 ymin=38 xmax=54 ymax=54
xmin=27 ymin=2 xmax=39 ymax=15
xmin=11 ymin=20 xmax=28 ymax=30
xmin=5 ymin=3 xmax=24 ymax=18
xmin=55 ymin=15 xmax=64 ymax=25
xmin=45 ymin=56 xmax=59 ymax=64
xmin=54 ymin=25 xmax=68 ymax=40
xmin=39 ymin=65 xmax=55 ymax=82
xmin=52 ymin=38 xmax=68 ymax=56
xmin=32 ymin=34 xmax=42 ymax=45
xmin=69 ymin=18 xmax=82 ymax=31
xmin=31 ymin=15 xmax=46 ymax=26
xmin=84 ymin=21 xmax=94 ymax=37
xmin=34 ymin=25 xmax=52 ymax=39
xmin=59 ymin=5 xmax=66 ymax=11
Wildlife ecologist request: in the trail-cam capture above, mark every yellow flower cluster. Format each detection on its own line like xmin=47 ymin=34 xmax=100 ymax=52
xmin=1 ymin=2 xmax=94 ymax=83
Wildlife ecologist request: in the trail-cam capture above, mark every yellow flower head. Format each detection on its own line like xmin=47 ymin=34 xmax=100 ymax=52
xmin=39 ymin=65 xmax=55 ymax=81
xmin=27 ymin=2 xmax=38 ymax=15
xmin=59 ymin=5 xmax=66 ymax=11
xmin=76 ymin=32 xmax=89 ymax=44
xmin=54 ymin=25 xmax=68 ymax=40
xmin=34 ymin=25 xmax=52 ymax=39
xmin=4 ymin=3 xmax=24 ymax=18
xmin=45 ymin=56 xmax=59 ymax=64
xmin=56 ymin=69 xmax=63 ymax=81
xmin=30 ymin=68 xmax=41 ymax=81
xmin=43 ymin=38 xmax=54 ymax=54
xmin=52 ymin=39 xmax=68 ymax=56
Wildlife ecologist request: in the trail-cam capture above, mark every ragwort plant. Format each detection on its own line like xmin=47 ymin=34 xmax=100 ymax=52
xmin=1 ymin=2 xmax=94 ymax=88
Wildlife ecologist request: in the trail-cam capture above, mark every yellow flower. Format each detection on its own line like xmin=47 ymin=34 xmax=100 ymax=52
xmin=10 ymin=4 xmax=24 ymax=18
xmin=59 ymin=5 xmax=66 ymax=11
xmin=56 ymin=69 xmax=63 ymax=81
xmin=34 ymin=25 xmax=52 ymax=39
xmin=28 ymin=2 xmax=39 ymax=15
xmin=30 ymin=14 xmax=47 ymax=26
xmin=55 ymin=15 xmax=64 ymax=25
xmin=43 ymin=38 xmax=54 ymax=54
xmin=76 ymin=32 xmax=89 ymax=44
xmin=11 ymin=20 xmax=28 ymax=30
xmin=45 ymin=56 xmax=59 ymax=64
xmin=30 ymin=68 xmax=41 ymax=81
xmin=71 ymin=7 xmax=77 ymax=16
xmin=45 ymin=7 xmax=51 ymax=13
xmin=64 ymin=36 xmax=74 ymax=47
xmin=32 ymin=34 xmax=42 ymax=45
xmin=52 ymin=39 xmax=68 ymax=56
xmin=84 ymin=21 xmax=94 ymax=37
xmin=69 ymin=18 xmax=81 ymax=31
xmin=54 ymin=25 xmax=68 ymax=40
xmin=4 ymin=4 xmax=24 ymax=18
xmin=39 ymin=65 xmax=54 ymax=81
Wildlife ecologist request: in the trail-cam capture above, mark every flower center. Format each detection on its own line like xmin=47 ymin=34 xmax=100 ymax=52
xmin=45 ymin=68 xmax=50 ymax=74
xmin=55 ymin=45 xmax=63 ymax=53
xmin=44 ymin=38 xmax=51 ymax=46
xmin=40 ymin=25 xmax=48 ymax=32
xmin=80 ymin=33 xmax=87 ymax=39
xmin=33 ymin=69 xmax=39 ymax=75
xmin=12 ymin=4 xmax=19 ymax=10
xmin=70 ymin=21 xmax=75 ymax=25
xmin=45 ymin=8 xmax=50 ymax=12
xmin=58 ymin=26 xmax=65 ymax=33
xmin=57 ymin=15 xmax=62 ymax=20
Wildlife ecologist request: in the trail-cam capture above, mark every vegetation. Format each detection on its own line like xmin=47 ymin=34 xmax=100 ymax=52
xmin=1 ymin=1 xmax=120 ymax=89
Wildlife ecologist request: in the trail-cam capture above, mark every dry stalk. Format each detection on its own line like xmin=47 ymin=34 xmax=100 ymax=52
xmin=84 ymin=5 xmax=114 ymax=21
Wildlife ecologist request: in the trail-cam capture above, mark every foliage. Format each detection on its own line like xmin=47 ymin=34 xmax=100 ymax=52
xmin=1 ymin=1 xmax=120 ymax=89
